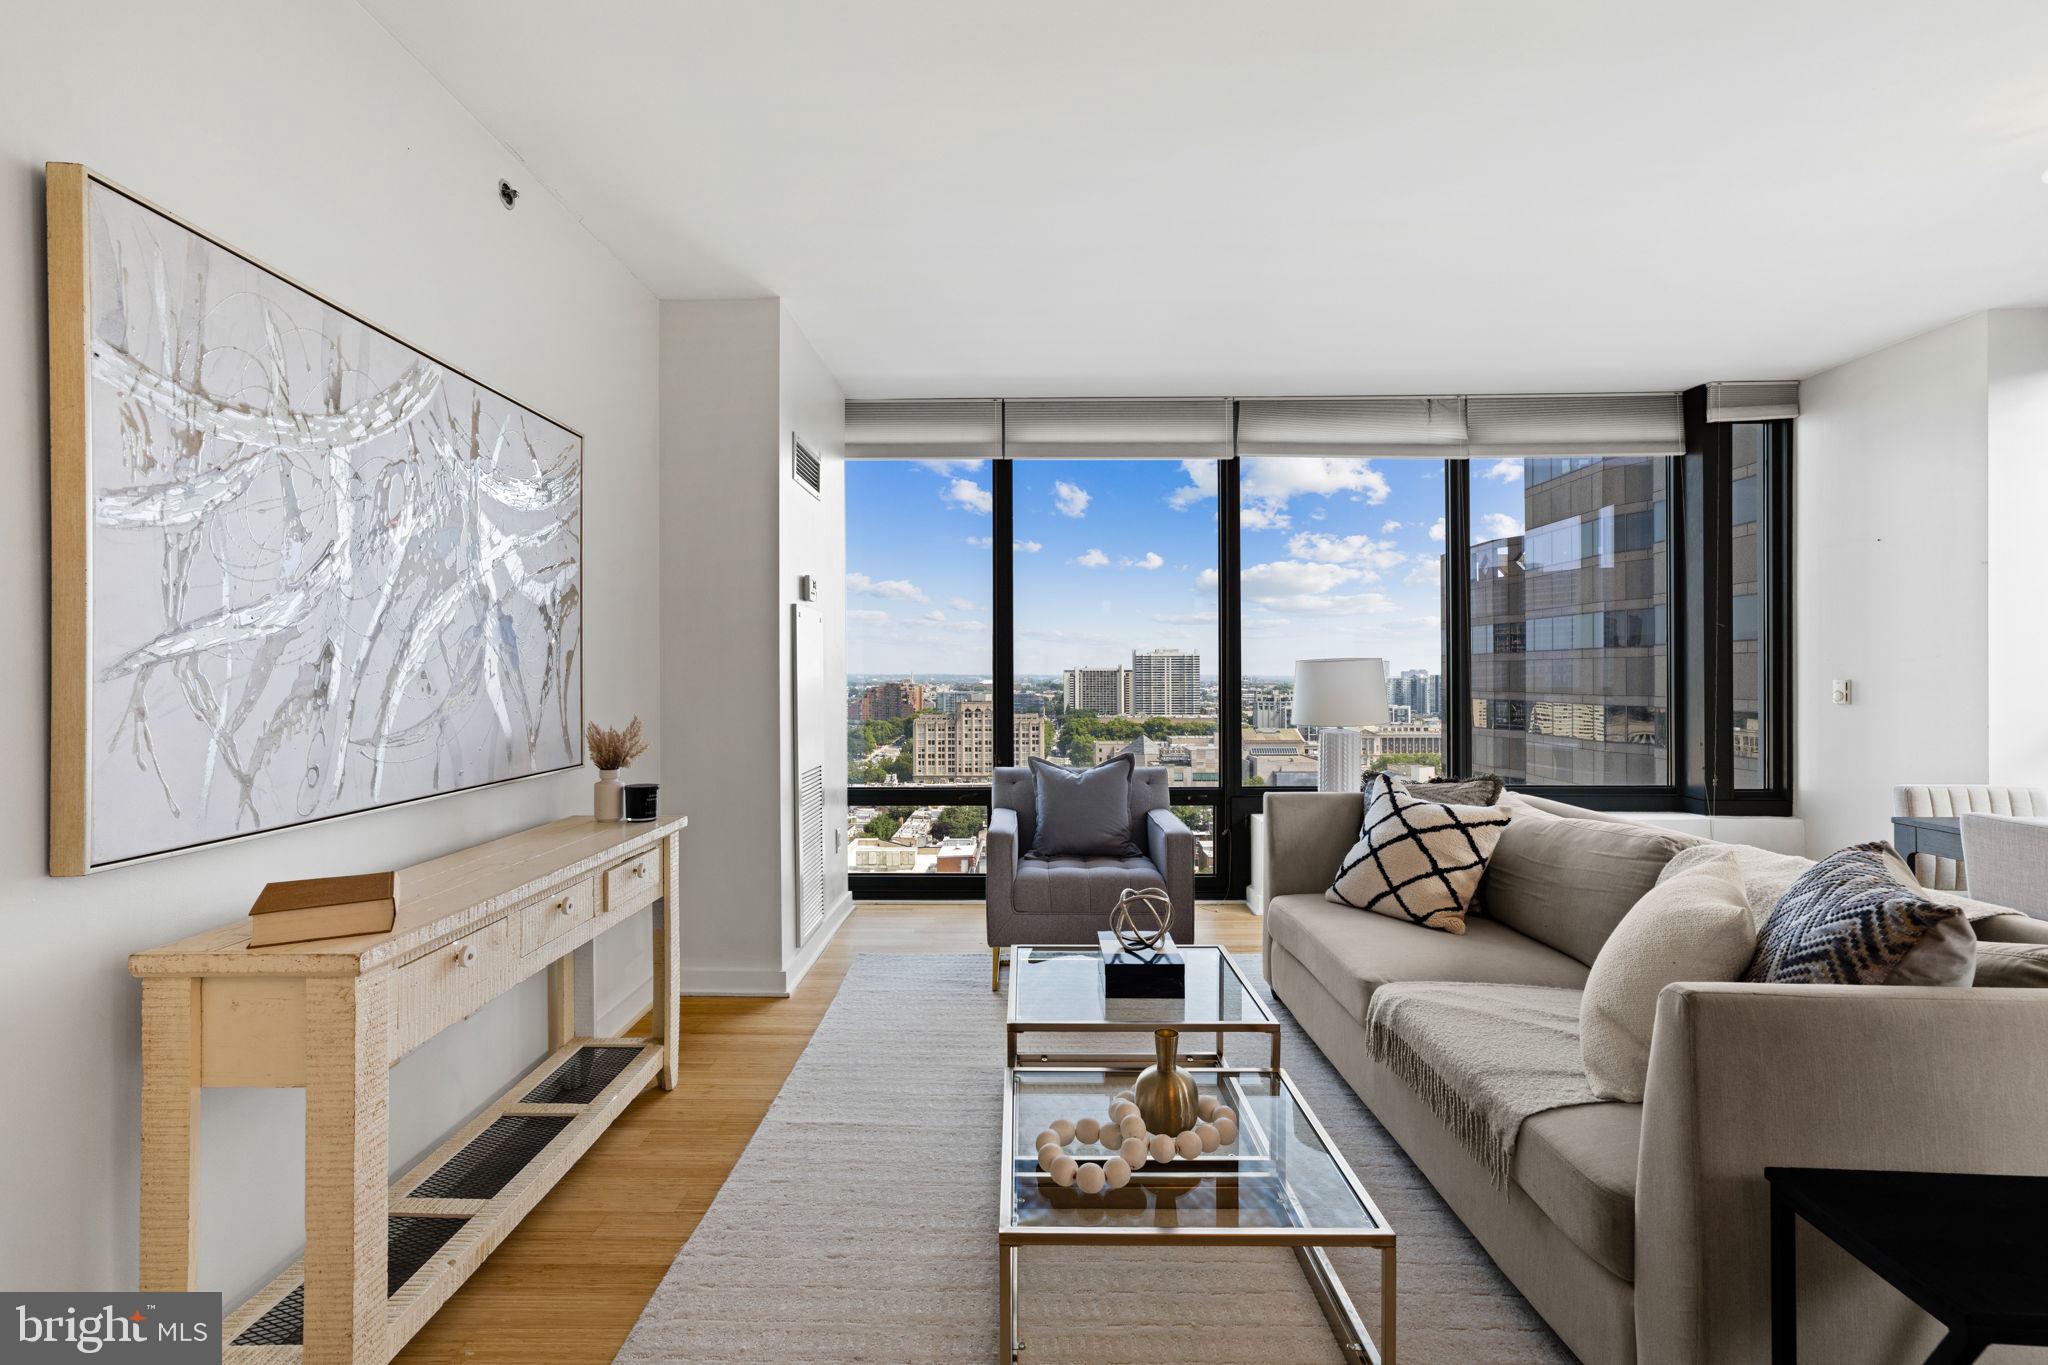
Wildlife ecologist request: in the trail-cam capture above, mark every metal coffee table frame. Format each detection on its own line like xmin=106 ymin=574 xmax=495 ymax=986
xmin=998 ymin=1064 xmax=1396 ymax=1364
xmin=1005 ymin=943 xmax=1283 ymax=1070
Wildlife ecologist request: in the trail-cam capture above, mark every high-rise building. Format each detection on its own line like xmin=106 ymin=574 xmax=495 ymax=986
xmin=912 ymin=701 xmax=1046 ymax=780
xmin=855 ymin=680 xmax=925 ymax=721
xmin=1248 ymin=687 xmax=1292 ymax=731
xmin=1130 ymin=648 xmax=1201 ymax=718
xmin=1061 ymin=666 xmax=1131 ymax=716
xmin=1386 ymin=669 xmax=1442 ymax=719
xmin=1469 ymin=456 xmax=1669 ymax=785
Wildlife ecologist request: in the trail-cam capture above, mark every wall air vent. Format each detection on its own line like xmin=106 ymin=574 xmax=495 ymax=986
xmin=792 ymin=437 xmax=821 ymax=498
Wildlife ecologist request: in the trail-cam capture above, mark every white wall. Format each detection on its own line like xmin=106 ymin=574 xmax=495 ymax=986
xmin=660 ymin=300 xmax=848 ymax=996
xmin=1795 ymin=308 xmax=2048 ymax=855
xmin=1986 ymin=309 xmax=2048 ymax=791
xmin=0 ymin=0 xmax=659 ymax=1303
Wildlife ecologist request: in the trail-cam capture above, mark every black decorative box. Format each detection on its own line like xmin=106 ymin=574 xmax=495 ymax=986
xmin=1097 ymin=930 xmax=1185 ymax=997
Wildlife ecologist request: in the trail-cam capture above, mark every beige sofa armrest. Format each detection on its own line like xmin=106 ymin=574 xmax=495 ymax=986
xmin=1636 ymin=981 xmax=2048 ymax=1365
xmin=1261 ymin=792 xmax=1364 ymax=900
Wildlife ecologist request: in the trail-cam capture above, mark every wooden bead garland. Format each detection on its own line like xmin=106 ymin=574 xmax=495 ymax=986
xmin=1032 ymin=1087 xmax=1239 ymax=1193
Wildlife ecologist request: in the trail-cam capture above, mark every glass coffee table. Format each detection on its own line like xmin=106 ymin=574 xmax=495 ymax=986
xmin=1000 ymin=1065 xmax=1396 ymax=1363
xmin=1006 ymin=943 xmax=1282 ymax=1069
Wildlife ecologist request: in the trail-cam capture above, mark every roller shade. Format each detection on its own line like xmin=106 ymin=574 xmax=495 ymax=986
xmin=1001 ymin=398 xmax=1232 ymax=460
xmin=844 ymin=399 xmax=1000 ymax=460
xmin=1463 ymin=392 xmax=1684 ymax=457
xmin=1235 ymin=397 xmax=1468 ymax=458
xmin=1706 ymin=380 xmax=1800 ymax=422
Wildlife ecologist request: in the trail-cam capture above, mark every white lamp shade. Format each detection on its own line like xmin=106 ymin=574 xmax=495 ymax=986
xmin=1292 ymin=658 xmax=1390 ymax=727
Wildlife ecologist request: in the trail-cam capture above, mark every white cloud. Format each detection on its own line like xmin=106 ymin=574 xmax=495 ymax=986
xmin=1310 ymin=508 xmax=1327 ymax=521
xmin=942 ymin=478 xmax=993 ymax=514
xmin=1014 ymin=539 xmax=1043 ymax=553
xmin=1152 ymin=610 xmax=1219 ymax=625
xmin=1286 ymin=531 xmax=1406 ymax=571
xmin=1480 ymin=459 xmax=1523 ymax=483
xmin=1406 ymin=559 xmax=1442 ymax=588
xmin=1053 ymin=480 xmax=1091 ymax=518
xmin=1240 ymin=560 xmax=1367 ymax=597
xmin=967 ymin=536 xmax=992 ymax=548
xmin=1240 ymin=502 xmax=1292 ymax=532
xmin=1478 ymin=512 xmax=1525 ymax=538
xmin=847 ymin=608 xmax=890 ymax=626
xmin=1166 ymin=461 xmax=1219 ymax=509
xmin=847 ymin=572 xmax=929 ymax=604
xmin=922 ymin=609 xmax=947 ymax=622
xmin=917 ymin=458 xmax=987 ymax=474
xmin=947 ymin=596 xmax=976 ymax=612
xmin=1255 ymin=592 xmax=1400 ymax=616
xmin=1428 ymin=517 xmax=1445 ymax=543
xmin=1073 ymin=548 xmax=1111 ymax=568
xmin=1381 ymin=519 xmax=1403 ymax=533
xmin=1119 ymin=551 xmax=1165 ymax=570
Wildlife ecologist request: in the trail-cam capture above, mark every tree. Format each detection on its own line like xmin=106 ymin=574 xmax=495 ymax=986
xmin=933 ymin=805 xmax=986 ymax=841
xmin=862 ymin=814 xmax=901 ymax=841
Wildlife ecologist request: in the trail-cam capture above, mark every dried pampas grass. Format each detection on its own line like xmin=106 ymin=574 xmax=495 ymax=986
xmin=587 ymin=717 xmax=648 ymax=771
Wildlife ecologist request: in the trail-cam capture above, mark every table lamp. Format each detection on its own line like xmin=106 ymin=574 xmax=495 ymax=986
xmin=1292 ymin=658 xmax=1390 ymax=793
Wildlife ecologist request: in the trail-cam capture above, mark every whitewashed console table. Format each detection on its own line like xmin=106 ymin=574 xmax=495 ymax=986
xmin=129 ymin=814 xmax=687 ymax=1364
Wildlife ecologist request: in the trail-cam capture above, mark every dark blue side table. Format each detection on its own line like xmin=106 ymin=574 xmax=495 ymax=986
xmin=1768 ymin=1167 xmax=2048 ymax=1363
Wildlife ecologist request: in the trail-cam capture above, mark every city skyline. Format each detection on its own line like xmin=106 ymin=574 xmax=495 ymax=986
xmin=845 ymin=457 xmax=1451 ymax=680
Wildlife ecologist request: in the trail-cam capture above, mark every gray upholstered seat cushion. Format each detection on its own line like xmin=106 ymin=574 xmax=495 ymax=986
xmin=1012 ymin=853 xmax=1165 ymax=917
xmin=1514 ymin=1101 xmax=1643 ymax=1282
xmin=1266 ymin=892 xmax=1588 ymax=1026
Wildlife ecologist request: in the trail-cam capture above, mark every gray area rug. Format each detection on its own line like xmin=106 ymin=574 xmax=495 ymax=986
xmin=617 ymin=953 xmax=1573 ymax=1363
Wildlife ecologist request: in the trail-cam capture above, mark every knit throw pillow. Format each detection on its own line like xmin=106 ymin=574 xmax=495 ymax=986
xmin=1325 ymin=773 xmax=1513 ymax=934
xmin=1744 ymin=842 xmax=1970 ymax=985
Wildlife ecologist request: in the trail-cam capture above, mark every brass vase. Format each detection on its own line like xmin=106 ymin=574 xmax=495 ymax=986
xmin=1133 ymin=1028 xmax=1200 ymax=1136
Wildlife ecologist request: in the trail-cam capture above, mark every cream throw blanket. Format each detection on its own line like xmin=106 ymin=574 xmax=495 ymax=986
xmin=1366 ymin=982 xmax=1595 ymax=1188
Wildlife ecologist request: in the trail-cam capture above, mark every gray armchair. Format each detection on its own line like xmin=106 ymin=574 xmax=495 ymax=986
xmin=1959 ymin=812 xmax=2048 ymax=917
xmin=986 ymin=764 xmax=1196 ymax=989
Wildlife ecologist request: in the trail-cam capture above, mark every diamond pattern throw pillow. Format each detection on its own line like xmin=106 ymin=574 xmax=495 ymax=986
xmin=1744 ymin=842 xmax=1966 ymax=985
xmin=1325 ymin=773 xmax=1513 ymax=934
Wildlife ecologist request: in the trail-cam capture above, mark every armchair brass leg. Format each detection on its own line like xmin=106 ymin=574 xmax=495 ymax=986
xmin=991 ymin=945 xmax=1001 ymax=992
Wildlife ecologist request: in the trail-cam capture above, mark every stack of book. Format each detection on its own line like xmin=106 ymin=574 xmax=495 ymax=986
xmin=247 ymin=871 xmax=401 ymax=948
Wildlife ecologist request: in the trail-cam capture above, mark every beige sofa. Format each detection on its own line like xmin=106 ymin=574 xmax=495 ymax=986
xmin=1260 ymin=789 xmax=2048 ymax=1365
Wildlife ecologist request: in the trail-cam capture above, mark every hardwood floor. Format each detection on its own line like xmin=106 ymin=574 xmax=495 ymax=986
xmin=392 ymin=900 xmax=1263 ymax=1363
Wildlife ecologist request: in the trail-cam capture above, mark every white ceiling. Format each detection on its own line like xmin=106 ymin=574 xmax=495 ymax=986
xmin=365 ymin=0 xmax=2048 ymax=398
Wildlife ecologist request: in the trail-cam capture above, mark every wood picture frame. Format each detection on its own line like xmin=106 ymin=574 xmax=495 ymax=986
xmin=46 ymin=163 xmax=585 ymax=875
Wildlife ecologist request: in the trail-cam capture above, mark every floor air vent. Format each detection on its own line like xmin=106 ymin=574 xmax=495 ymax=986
xmin=233 ymin=1216 xmax=468 ymax=1346
xmin=410 ymin=1114 xmax=573 ymax=1200
xmin=521 ymin=1044 xmax=643 ymax=1105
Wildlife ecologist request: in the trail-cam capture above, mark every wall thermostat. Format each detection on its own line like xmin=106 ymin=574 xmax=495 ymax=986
xmin=798 ymin=575 xmax=820 ymax=602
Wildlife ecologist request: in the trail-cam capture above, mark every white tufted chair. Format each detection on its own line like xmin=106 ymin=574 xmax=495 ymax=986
xmin=1892 ymin=784 xmax=2048 ymax=890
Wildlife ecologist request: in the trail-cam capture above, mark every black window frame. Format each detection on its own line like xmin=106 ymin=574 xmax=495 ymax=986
xmin=850 ymin=403 xmax=1794 ymax=901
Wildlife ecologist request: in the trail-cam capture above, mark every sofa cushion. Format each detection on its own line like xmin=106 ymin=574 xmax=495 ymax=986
xmin=1028 ymin=754 xmax=1140 ymax=859
xmin=1514 ymin=1101 xmax=1644 ymax=1282
xmin=1974 ymin=942 xmax=2048 ymax=988
xmin=1326 ymin=773 xmax=1512 ymax=935
xmin=1267 ymin=892 xmax=1588 ymax=1026
xmin=1482 ymin=804 xmax=1693 ymax=966
xmin=1580 ymin=847 xmax=1756 ymax=1102
xmin=1399 ymin=773 xmax=1506 ymax=807
xmin=1745 ymin=842 xmax=1972 ymax=986
xmin=1012 ymin=853 xmax=1163 ymax=917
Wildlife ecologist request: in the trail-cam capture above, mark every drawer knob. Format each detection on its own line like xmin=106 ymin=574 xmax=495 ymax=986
xmin=631 ymin=863 xmax=648 ymax=879
xmin=456 ymin=943 xmax=478 ymax=967
xmin=554 ymin=897 xmax=572 ymax=913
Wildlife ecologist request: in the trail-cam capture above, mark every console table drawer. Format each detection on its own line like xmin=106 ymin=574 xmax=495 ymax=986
xmin=389 ymin=917 xmax=519 ymax=1060
xmin=520 ymin=876 xmax=597 ymax=957
xmin=604 ymin=847 xmax=662 ymax=915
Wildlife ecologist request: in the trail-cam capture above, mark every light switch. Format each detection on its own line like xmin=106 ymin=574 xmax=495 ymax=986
xmin=1831 ymin=679 xmax=1853 ymax=705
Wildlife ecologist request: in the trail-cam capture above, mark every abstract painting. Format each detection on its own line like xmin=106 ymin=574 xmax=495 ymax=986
xmin=46 ymin=165 xmax=582 ymax=873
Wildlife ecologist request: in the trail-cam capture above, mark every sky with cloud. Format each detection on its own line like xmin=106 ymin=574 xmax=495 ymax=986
xmin=846 ymin=456 xmax=1540 ymax=681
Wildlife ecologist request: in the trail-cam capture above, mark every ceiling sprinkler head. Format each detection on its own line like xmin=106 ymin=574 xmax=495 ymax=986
xmin=498 ymin=179 xmax=520 ymax=210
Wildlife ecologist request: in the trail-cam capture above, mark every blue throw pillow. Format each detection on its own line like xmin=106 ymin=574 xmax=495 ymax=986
xmin=1745 ymin=842 xmax=1969 ymax=985
xmin=1028 ymin=754 xmax=1140 ymax=860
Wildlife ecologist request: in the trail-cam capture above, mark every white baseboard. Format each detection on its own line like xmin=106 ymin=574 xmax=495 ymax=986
xmin=679 ymin=964 xmax=794 ymax=997
xmin=596 ymin=969 xmax=655 ymax=1036
xmin=786 ymin=889 xmax=855 ymax=992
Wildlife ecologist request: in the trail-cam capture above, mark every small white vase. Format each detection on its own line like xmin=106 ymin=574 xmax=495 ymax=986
xmin=593 ymin=770 xmax=624 ymax=821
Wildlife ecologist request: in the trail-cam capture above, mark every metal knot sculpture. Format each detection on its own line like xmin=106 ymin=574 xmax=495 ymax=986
xmin=1110 ymin=886 xmax=1173 ymax=957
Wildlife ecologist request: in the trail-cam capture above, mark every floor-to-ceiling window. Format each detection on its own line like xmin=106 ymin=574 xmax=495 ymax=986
xmin=844 ymin=458 xmax=995 ymax=876
xmin=1236 ymin=457 xmax=1449 ymax=791
xmin=1465 ymin=455 xmax=1672 ymax=786
xmin=1011 ymin=459 xmax=1221 ymax=873
xmin=843 ymin=392 xmax=1791 ymax=898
